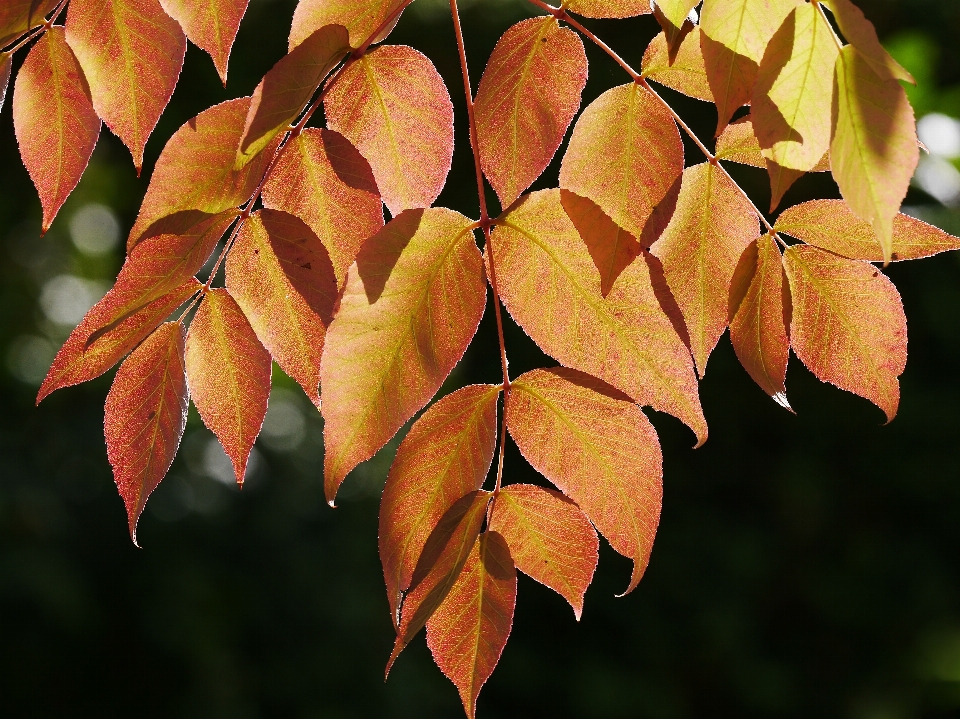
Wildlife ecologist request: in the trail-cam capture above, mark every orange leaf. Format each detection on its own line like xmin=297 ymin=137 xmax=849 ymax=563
xmin=560 ymin=82 xmax=683 ymax=242
xmin=489 ymin=484 xmax=598 ymax=619
xmin=0 ymin=0 xmax=58 ymax=48
xmin=225 ymin=210 xmax=336 ymax=407
xmin=783 ymin=244 xmax=906 ymax=421
xmin=320 ymin=208 xmax=486 ymax=503
xmin=717 ymin=115 xmax=831 ymax=172
xmin=729 ymin=234 xmax=791 ymax=407
xmin=104 ymin=322 xmax=189 ymax=544
xmin=491 ymin=189 xmax=706 ymax=445
xmin=379 ymin=385 xmax=500 ymax=626
xmin=237 ymin=23 xmax=350 ymax=168
xmin=12 ymin=27 xmax=100 ymax=232
xmin=474 ymin=17 xmax=588 ymax=209
xmin=160 ymin=0 xmax=249 ymax=85
xmin=262 ymin=128 xmax=383 ymax=287
xmin=64 ymin=0 xmax=186 ymax=171
xmin=564 ymin=0 xmax=650 ymax=18
xmin=822 ymin=0 xmax=914 ymax=84
xmin=324 ymin=44 xmax=454 ymax=215
xmin=651 ymin=162 xmax=760 ymax=376
xmin=641 ymin=28 xmax=714 ymax=103
xmin=185 ymin=288 xmax=271 ymax=485
xmin=506 ymin=367 xmax=663 ymax=596
xmin=426 ymin=531 xmax=516 ymax=719
xmin=776 ymin=200 xmax=960 ymax=262
xmin=289 ymin=0 xmax=406 ymax=50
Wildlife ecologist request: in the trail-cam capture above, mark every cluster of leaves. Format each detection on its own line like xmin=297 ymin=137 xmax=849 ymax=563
xmin=4 ymin=0 xmax=960 ymax=715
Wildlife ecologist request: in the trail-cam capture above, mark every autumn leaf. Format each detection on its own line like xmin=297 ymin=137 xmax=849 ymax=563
xmin=641 ymin=28 xmax=714 ymax=103
xmin=185 ymin=289 xmax=271 ymax=484
xmin=0 ymin=0 xmax=58 ymax=48
xmin=324 ymin=44 xmax=454 ymax=215
xmin=262 ymin=128 xmax=383 ymax=287
xmin=12 ymin=27 xmax=101 ymax=232
xmin=491 ymin=189 xmax=706 ymax=445
xmin=289 ymin=0 xmax=406 ymax=50
xmin=776 ymin=200 xmax=960 ymax=262
xmin=489 ymin=484 xmax=598 ymax=619
xmin=474 ymin=16 xmax=588 ymax=209
xmin=506 ymin=367 xmax=663 ymax=595
xmin=64 ymin=0 xmax=186 ymax=171
xmin=320 ymin=208 xmax=487 ymax=503
xmin=236 ymin=23 xmax=350 ymax=168
xmin=426 ymin=531 xmax=516 ymax=719
xmin=654 ymin=0 xmax=698 ymax=29
xmin=564 ymin=0 xmax=650 ymax=19
xmin=160 ymin=0 xmax=249 ymax=85
xmin=782 ymin=244 xmax=906 ymax=421
xmin=822 ymin=0 xmax=914 ymax=84
xmin=0 ymin=52 xmax=10 ymax=113
xmin=104 ymin=322 xmax=189 ymax=544
xmin=380 ymin=385 xmax=500 ymax=625
xmin=651 ymin=162 xmax=760 ymax=377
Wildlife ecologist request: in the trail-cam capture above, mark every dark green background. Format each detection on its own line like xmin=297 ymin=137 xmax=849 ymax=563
xmin=3 ymin=0 xmax=960 ymax=716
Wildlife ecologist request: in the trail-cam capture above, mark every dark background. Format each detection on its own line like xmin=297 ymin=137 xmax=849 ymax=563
xmin=3 ymin=0 xmax=960 ymax=716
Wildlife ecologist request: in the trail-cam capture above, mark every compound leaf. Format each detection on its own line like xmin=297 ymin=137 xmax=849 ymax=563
xmin=641 ymin=28 xmax=714 ymax=103
xmin=290 ymin=0 xmax=405 ymax=50
xmin=160 ymin=0 xmax=249 ymax=85
xmin=822 ymin=0 xmax=914 ymax=83
xmin=564 ymin=0 xmax=650 ymax=19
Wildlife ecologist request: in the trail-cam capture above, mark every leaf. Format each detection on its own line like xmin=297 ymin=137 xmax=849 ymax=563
xmin=324 ymin=44 xmax=454 ymax=215
xmin=289 ymin=0 xmax=406 ymax=50
xmin=236 ymin=23 xmax=350 ymax=169
xmin=782 ymin=244 xmax=906 ymax=421
xmin=184 ymin=288 xmax=271 ymax=484
xmin=729 ymin=234 xmax=791 ymax=407
xmin=0 ymin=0 xmax=58 ymax=47
xmin=37 ymin=281 xmax=199 ymax=404
xmin=641 ymin=28 xmax=714 ymax=103
xmin=699 ymin=0 xmax=801 ymax=134
xmin=379 ymin=385 xmax=500 ymax=625
xmin=650 ymin=162 xmax=760 ymax=376
xmin=474 ymin=16 xmax=588 ymax=209
xmin=488 ymin=484 xmax=598 ymax=619
xmin=653 ymin=0 xmax=698 ymax=29
xmin=104 ymin=322 xmax=189 ymax=544
xmin=225 ymin=209 xmax=337 ymax=407
xmin=262 ymin=128 xmax=384 ymax=287
xmin=506 ymin=367 xmax=663 ymax=595
xmin=128 ymin=97 xmax=275 ymax=250
xmin=715 ymin=115 xmax=766 ymax=166
xmin=564 ymin=0 xmax=650 ymax=19
xmin=559 ymin=82 xmax=683 ymax=242
xmin=831 ymin=45 xmax=919 ymax=265
xmin=426 ymin=531 xmax=516 ymax=719
xmin=822 ymin=0 xmax=914 ymax=84
xmin=0 ymin=52 xmax=12 ymax=113
xmin=159 ymin=0 xmax=250 ymax=85
xmin=491 ymin=189 xmax=706 ymax=445
xmin=12 ymin=27 xmax=101 ymax=232
xmin=64 ymin=0 xmax=186 ymax=171
xmin=776 ymin=199 xmax=960 ymax=262
xmin=320 ymin=208 xmax=487 ymax=502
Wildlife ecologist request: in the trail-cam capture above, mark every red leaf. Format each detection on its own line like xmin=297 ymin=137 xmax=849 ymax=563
xmin=506 ymin=367 xmax=663 ymax=595
xmin=65 ymin=0 xmax=186 ymax=171
xmin=324 ymin=44 xmax=454 ymax=215
xmin=474 ymin=16 xmax=588 ymax=209
xmin=426 ymin=531 xmax=516 ymax=719
xmin=489 ymin=484 xmax=598 ymax=619
xmin=379 ymin=385 xmax=500 ymax=625
xmin=104 ymin=322 xmax=189 ymax=543
xmin=262 ymin=128 xmax=383 ymax=287
xmin=185 ymin=288 xmax=271 ymax=484
xmin=565 ymin=0 xmax=650 ymax=18
xmin=160 ymin=0 xmax=249 ymax=85
xmin=12 ymin=27 xmax=101 ymax=232
xmin=289 ymin=0 xmax=406 ymax=50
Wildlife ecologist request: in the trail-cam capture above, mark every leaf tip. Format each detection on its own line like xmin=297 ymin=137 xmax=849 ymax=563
xmin=772 ymin=392 xmax=794 ymax=413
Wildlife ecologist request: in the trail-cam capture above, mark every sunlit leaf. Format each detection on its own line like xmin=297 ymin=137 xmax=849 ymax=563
xmin=0 ymin=52 xmax=13 ymax=114
xmin=715 ymin=115 xmax=765 ymax=166
xmin=289 ymin=0 xmax=405 ymax=50
xmin=474 ymin=16 xmax=588 ymax=209
xmin=0 ymin=0 xmax=58 ymax=48
xmin=564 ymin=0 xmax=650 ymax=19
xmin=160 ymin=0 xmax=249 ymax=85
xmin=654 ymin=0 xmax=698 ymax=31
xmin=641 ymin=28 xmax=714 ymax=103
xmin=822 ymin=0 xmax=914 ymax=83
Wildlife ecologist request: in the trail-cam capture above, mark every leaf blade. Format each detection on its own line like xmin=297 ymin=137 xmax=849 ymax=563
xmin=564 ymin=0 xmax=650 ymax=19
xmin=160 ymin=0 xmax=249 ymax=84
xmin=290 ymin=0 xmax=406 ymax=50
xmin=641 ymin=28 xmax=714 ymax=103
xmin=822 ymin=0 xmax=914 ymax=83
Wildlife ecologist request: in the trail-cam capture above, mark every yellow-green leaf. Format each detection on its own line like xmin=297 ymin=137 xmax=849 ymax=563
xmin=641 ymin=28 xmax=714 ymax=103
xmin=822 ymin=0 xmax=914 ymax=84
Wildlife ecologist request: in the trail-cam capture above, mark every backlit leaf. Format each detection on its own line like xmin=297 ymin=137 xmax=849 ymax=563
xmin=489 ymin=484 xmax=598 ymax=619
xmin=474 ymin=16 xmax=588 ymax=209
xmin=651 ymin=162 xmax=760 ymax=376
xmin=13 ymin=27 xmax=101 ymax=232
xmin=262 ymin=128 xmax=383 ymax=287
xmin=822 ymin=0 xmax=914 ymax=84
xmin=654 ymin=0 xmax=698 ymax=30
xmin=104 ymin=322 xmax=189 ymax=543
xmin=0 ymin=0 xmax=58 ymax=47
xmin=0 ymin=52 xmax=12 ymax=113
xmin=783 ymin=244 xmax=906 ymax=421
xmin=160 ymin=0 xmax=249 ymax=85
xmin=185 ymin=289 xmax=271 ymax=484
xmin=715 ymin=115 xmax=765 ymax=166
xmin=320 ymin=208 xmax=487 ymax=502
xmin=776 ymin=200 xmax=960 ymax=262
xmin=380 ymin=385 xmax=500 ymax=625
xmin=831 ymin=45 xmax=919 ymax=265
xmin=289 ymin=0 xmax=405 ymax=50
xmin=506 ymin=367 xmax=663 ymax=595
xmin=641 ymin=28 xmax=714 ymax=103
xmin=226 ymin=210 xmax=337 ymax=407
xmin=559 ymin=82 xmax=683 ymax=242
xmin=491 ymin=189 xmax=706 ymax=445
xmin=564 ymin=0 xmax=650 ymax=19
xmin=236 ymin=23 xmax=350 ymax=168
xmin=65 ymin=0 xmax=186 ymax=171
xmin=426 ymin=531 xmax=516 ymax=719
xmin=324 ymin=44 xmax=454 ymax=215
